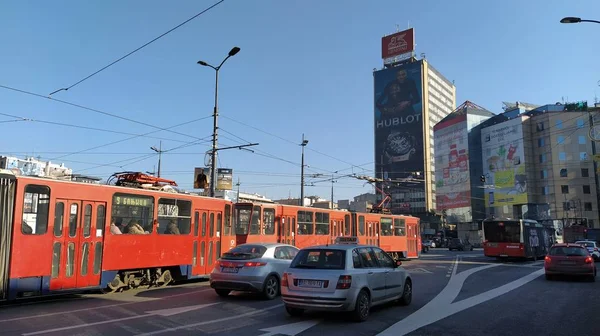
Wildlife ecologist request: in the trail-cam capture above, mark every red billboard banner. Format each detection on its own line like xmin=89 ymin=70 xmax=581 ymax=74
xmin=381 ymin=28 xmax=415 ymax=59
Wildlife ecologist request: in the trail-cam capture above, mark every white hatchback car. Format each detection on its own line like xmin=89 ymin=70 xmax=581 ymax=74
xmin=280 ymin=237 xmax=412 ymax=322
xmin=575 ymin=241 xmax=600 ymax=261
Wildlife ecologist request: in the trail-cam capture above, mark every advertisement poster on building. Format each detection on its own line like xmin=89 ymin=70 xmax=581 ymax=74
xmin=434 ymin=114 xmax=471 ymax=209
xmin=193 ymin=167 xmax=210 ymax=189
xmin=216 ymin=168 xmax=233 ymax=190
xmin=374 ymin=61 xmax=424 ymax=190
xmin=481 ymin=118 xmax=528 ymax=208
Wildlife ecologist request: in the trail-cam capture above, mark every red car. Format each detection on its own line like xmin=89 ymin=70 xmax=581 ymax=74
xmin=544 ymin=243 xmax=597 ymax=282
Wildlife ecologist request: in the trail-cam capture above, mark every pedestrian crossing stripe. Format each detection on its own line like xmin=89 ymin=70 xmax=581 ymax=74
xmin=407 ymin=268 xmax=433 ymax=274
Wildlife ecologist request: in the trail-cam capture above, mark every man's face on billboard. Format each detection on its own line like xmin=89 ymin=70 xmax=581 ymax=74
xmin=396 ymin=70 xmax=407 ymax=83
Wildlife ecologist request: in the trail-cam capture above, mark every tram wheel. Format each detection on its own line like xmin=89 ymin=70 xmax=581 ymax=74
xmin=156 ymin=270 xmax=173 ymax=288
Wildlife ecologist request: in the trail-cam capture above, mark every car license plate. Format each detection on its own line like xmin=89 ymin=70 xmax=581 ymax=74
xmin=298 ymin=280 xmax=323 ymax=288
xmin=499 ymin=254 xmax=508 ymax=257
xmin=561 ymin=261 xmax=576 ymax=265
xmin=222 ymin=267 xmax=239 ymax=273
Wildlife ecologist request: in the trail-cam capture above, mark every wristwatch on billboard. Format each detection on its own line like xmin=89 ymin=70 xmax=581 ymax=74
xmin=384 ymin=132 xmax=416 ymax=163
xmin=589 ymin=124 xmax=600 ymax=142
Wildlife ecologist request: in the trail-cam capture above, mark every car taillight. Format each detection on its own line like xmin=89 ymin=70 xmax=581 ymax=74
xmin=244 ymin=262 xmax=267 ymax=267
xmin=281 ymin=273 xmax=289 ymax=287
xmin=585 ymin=256 xmax=593 ymax=264
xmin=544 ymin=256 xmax=551 ymax=262
xmin=336 ymin=275 xmax=352 ymax=290
xmin=594 ymin=247 xmax=598 ymax=252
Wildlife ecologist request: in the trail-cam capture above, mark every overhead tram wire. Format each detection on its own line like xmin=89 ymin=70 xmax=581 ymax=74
xmin=220 ymin=115 xmax=368 ymax=172
xmin=0 ymin=111 xmax=204 ymax=144
xmin=0 ymin=85 xmax=209 ymax=141
xmin=48 ymin=116 xmax=213 ymax=161
xmin=47 ymin=0 xmax=226 ymax=96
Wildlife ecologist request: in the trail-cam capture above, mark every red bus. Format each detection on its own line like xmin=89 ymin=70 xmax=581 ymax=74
xmin=482 ymin=218 xmax=556 ymax=259
xmin=233 ymin=202 xmax=421 ymax=260
xmin=0 ymin=170 xmax=234 ymax=301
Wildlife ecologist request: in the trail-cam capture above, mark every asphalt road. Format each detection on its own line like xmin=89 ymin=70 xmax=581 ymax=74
xmin=1 ymin=249 xmax=598 ymax=336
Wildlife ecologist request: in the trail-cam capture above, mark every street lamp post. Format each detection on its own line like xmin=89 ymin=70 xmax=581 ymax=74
xmin=150 ymin=141 xmax=163 ymax=177
xmin=300 ymin=134 xmax=309 ymax=206
xmin=560 ymin=17 xmax=600 ymax=24
xmin=197 ymin=46 xmax=241 ymax=197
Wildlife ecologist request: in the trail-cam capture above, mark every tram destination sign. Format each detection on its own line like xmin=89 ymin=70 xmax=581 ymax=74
xmin=114 ymin=194 xmax=152 ymax=207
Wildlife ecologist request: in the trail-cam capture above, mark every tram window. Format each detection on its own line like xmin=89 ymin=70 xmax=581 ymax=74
xmin=381 ymin=218 xmax=393 ymax=236
xmin=83 ymin=204 xmax=92 ymax=238
xmin=54 ymin=202 xmax=64 ymax=237
xmin=250 ymin=206 xmax=261 ymax=235
xmin=209 ymin=213 xmax=215 ymax=237
xmin=22 ymin=184 xmax=50 ymax=235
xmin=97 ymin=204 xmax=106 ymax=236
xmin=194 ymin=212 xmax=199 ymax=236
xmin=66 ymin=242 xmax=75 ymax=278
xmin=297 ymin=211 xmax=314 ymax=235
xmin=291 ymin=217 xmax=296 ymax=236
xmin=315 ymin=212 xmax=329 ymax=235
xmin=202 ymin=213 xmax=207 ymax=237
xmin=193 ymin=241 xmax=198 ymax=266
xmin=208 ymin=241 xmax=214 ymax=265
xmin=68 ymin=203 xmax=79 ymax=238
xmin=217 ymin=213 xmax=222 ymax=237
xmin=264 ymin=208 xmax=275 ymax=235
xmin=93 ymin=242 xmax=103 ymax=275
xmin=200 ymin=241 xmax=206 ymax=266
xmin=216 ymin=241 xmax=221 ymax=258
xmin=81 ymin=242 xmax=89 ymax=276
xmin=157 ymin=198 xmax=192 ymax=235
xmin=111 ymin=193 xmax=154 ymax=234
xmin=51 ymin=242 xmax=61 ymax=278
xmin=358 ymin=216 xmax=365 ymax=236
xmin=224 ymin=204 xmax=231 ymax=235
xmin=344 ymin=214 xmax=351 ymax=236
xmin=394 ymin=218 xmax=406 ymax=236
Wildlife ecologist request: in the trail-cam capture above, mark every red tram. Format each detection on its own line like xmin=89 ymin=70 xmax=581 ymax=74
xmin=0 ymin=170 xmax=420 ymax=301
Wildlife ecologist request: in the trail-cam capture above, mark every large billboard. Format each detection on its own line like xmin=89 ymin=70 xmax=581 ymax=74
xmin=434 ymin=113 xmax=471 ymax=210
xmin=374 ymin=61 xmax=424 ymax=199
xmin=381 ymin=28 xmax=415 ymax=59
xmin=481 ymin=118 xmax=528 ymax=208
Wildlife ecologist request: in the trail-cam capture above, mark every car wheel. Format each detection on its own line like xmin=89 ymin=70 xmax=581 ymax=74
xmin=215 ymin=289 xmax=231 ymax=297
xmin=351 ymin=290 xmax=370 ymax=322
xmin=470 ymin=247 xmax=474 ymax=251
xmin=262 ymin=275 xmax=279 ymax=300
xmin=398 ymin=279 xmax=412 ymax=306
xmin=285 ymin=305 xmax=304 ymax=317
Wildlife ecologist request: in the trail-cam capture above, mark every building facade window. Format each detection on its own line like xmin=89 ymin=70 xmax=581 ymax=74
xmin=538 ymin=138 xmax=544 ymax=147
xmin=580 ymin=152 xmax=588 ymax=161
xmin=583 ymin=185 xmax=591 ymax=194
xmin=559 ymin=152 xmax=566 ymax=161
xmin=557 ymin=135 xmax=565 ymax=144
xmin=561 ymin=185 xmax=569 ymax=194
xmin=540 ymin=170 xmax=548 ymax=179
xmin=579 ymin=135 xmax=586 ymax=145
xmin=541 ymin=186 xmax=550 ymax=195
xmin=582 ymin=168 xmax=589 ymax=177
xmin=540 ymin=153 xmax=547 ymax=163
xmin=556 ymin=119 xmax=563 ymax=129
xmin=585 ymin=202 xmax=593 ymax=211
xmin=560 ymin=168 xmax=568 ymax=178
xmin=577 ymin=119 xmax=585 ymax=128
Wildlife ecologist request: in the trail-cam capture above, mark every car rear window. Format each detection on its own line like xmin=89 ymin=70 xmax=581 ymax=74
xmin=221 ymin=244 xmax=267 ymax=260
xmin=290 ymin=249 xmax=346 ymax=270
xmin=550 ymin=246 xmax=588 ymax=256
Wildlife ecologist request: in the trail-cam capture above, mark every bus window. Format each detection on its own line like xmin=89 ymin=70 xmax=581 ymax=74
xmin=381 ymin=218 xmax=393 ymax=236
xmin=111 ymin=193 xmax=154 ymax=234
xmin=315 ymin=212 xmax=329 ymax=235
xmin=264 ymin=208 xmax=275 ymax=235
xmin=297 ymin=211 xmax=314 ymax=235
xmin=22 ymin=184 xmax=50 ymax=235
xmin=483 ymin=221 xmax=520 ymax=243
xmin=157 ymin=198 xmax=191 ymax=235
xmin=394 ymin=218 xmax=406 ymax=236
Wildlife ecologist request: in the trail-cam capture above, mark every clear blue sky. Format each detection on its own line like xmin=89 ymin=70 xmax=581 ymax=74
xmin=1 ymin=0 xmax=599 ymax=201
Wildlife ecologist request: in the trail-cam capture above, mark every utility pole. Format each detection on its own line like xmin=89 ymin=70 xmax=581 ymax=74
xmin=236 ymin=178 xmax=241 ymax=202
xmin=150 ymin=141 xmax=163 ymax=177
xmin=300 ymin=134 xmax=309 ymax=206
xmin=197 ymin=46 xmax=241 ymax=198
xmin=330 ymin=174 xmax=336 ymax=209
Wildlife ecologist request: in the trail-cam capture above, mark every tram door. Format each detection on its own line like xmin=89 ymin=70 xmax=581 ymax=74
xmin=51 ymin=199 xmax=105 ymax=290
xmin=407 ymin=222 xmax=418 ymax=258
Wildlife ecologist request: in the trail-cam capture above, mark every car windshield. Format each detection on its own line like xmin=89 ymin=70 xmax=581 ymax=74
xmin=290 ymin=249 xmax=346 ymax=270
xmin=549 ymin=246 xmax=588 ymax=257
xmin=576 ymin=242 xmax=595 ymax=248
xmin=221 ymin=244 xmax=267 ymax=260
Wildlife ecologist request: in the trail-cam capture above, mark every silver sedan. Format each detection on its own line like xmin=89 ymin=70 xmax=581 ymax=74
xmin=210 ymin=242 xmax=299 ymax=300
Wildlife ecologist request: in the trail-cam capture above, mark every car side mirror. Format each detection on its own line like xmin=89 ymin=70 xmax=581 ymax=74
xmin=395 ymin=260 xmax=402 ymax=267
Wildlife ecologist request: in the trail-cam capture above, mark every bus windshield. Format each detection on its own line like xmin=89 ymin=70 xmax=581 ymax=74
xmin=234 ymin=205 xmax=252 ymax=235
xmin=484 ymin=220 xmax=520 ymax=243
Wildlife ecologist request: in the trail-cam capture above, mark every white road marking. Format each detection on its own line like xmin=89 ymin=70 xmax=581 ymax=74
xmin=22 ymin=301 xmax=221 ymax=335
xmin=136 ymin=304 xmax=284 ymax=335
xmin=1 ymin=287 xmax=212 ymax=323
xmin=377 ymin=257 xmax=543 ymax=336
xmin=258 ymin=320 xmax=321 ymax=336
xmin=435 ymin=266 xmax=447 ymax=269
xmin=407 ymin=268 xmax=433 ymax=274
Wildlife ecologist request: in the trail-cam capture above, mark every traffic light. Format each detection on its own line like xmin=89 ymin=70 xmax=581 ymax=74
xmin=565 ymin=101 xmax=588 ymax=111
xmin=480 ymin=175 xmax=486 ymax=183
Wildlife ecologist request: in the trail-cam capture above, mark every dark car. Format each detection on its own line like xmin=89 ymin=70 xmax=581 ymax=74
xmin=448 ymin=238 xmax=473 ymax=251
xmin=544 ymin=243 xmax=597 ymax=281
